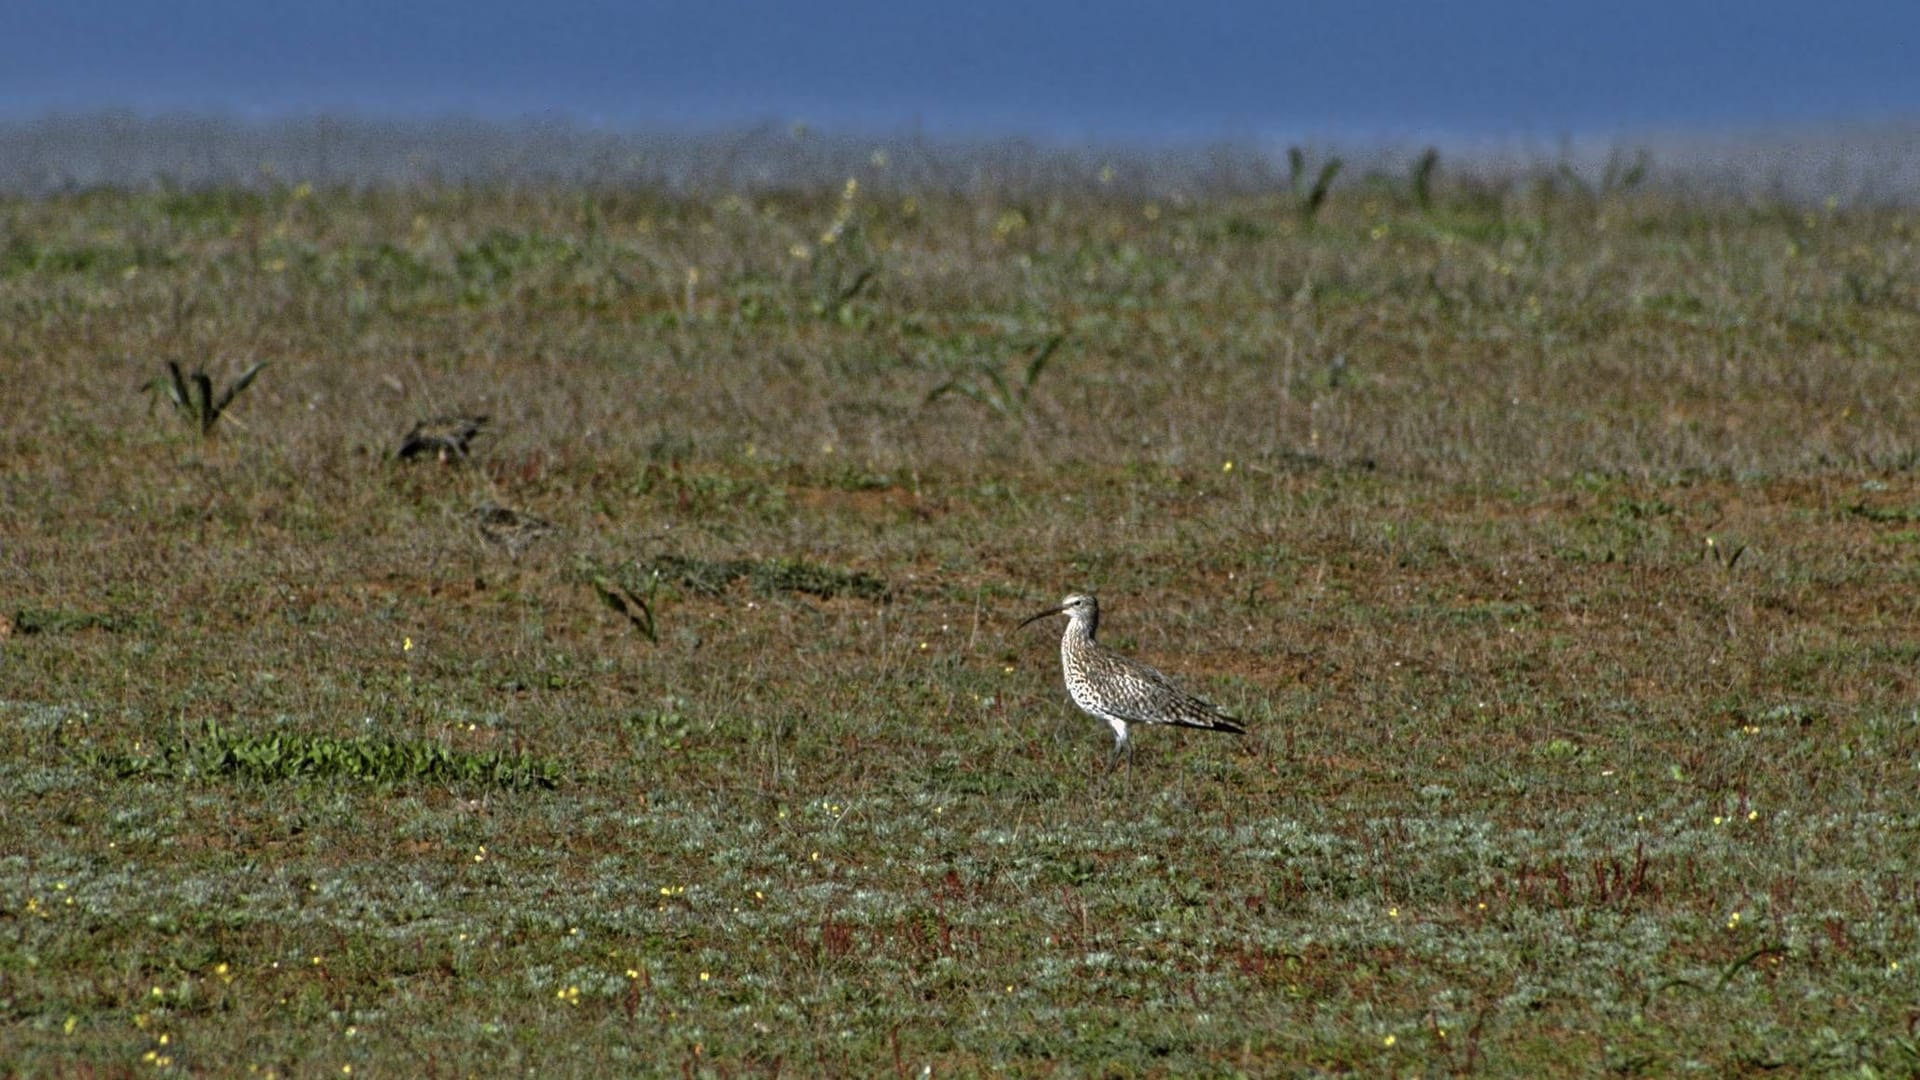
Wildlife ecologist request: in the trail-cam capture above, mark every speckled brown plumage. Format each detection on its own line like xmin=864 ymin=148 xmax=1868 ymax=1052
xmin=469 ymin=501 xmax=555 ymax=557
xmin=1018 ymin=593 xmax=1244 ymax=769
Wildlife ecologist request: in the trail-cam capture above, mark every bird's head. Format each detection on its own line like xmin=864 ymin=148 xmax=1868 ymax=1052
xmin=1017 ymin=593 xmax=1099 ymax=631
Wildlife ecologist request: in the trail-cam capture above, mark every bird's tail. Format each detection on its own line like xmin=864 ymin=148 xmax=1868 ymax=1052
xmin=1165 ymin=703 xmax=1245 ymax=735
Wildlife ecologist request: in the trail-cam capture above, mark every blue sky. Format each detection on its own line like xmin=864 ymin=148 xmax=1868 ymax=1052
xmin=6 ymin=1 xmax=1918 ymax=138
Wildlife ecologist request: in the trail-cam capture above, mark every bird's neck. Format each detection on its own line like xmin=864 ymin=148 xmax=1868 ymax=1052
xmin=1063 ymin=612 xmax=1097 ymax=646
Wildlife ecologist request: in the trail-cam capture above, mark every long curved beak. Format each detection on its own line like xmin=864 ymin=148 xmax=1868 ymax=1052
xmin=1016 ymin=603 xmax=1066 ymax=630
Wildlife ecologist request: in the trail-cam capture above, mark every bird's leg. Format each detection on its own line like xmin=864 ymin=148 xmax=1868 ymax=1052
xmin=1105 ymin=730 xmax=1132 ymax=775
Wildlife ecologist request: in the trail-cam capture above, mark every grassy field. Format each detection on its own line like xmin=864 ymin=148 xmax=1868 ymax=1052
xmin=3 ymin=168 xmax=1919 ymax=1075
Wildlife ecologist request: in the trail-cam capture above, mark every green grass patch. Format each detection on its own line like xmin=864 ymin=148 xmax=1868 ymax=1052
xmin=75 ymin=721 xmax=562 ymax=790
xmin=648 ymin=553 xmax=891 ymax=601
xmin=11 ymin=607 xmax=151 ymax=635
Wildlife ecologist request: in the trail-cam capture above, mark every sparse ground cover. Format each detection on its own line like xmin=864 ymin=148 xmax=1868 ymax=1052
xmin=2 ymin=169 xmax=1919 ymax=1075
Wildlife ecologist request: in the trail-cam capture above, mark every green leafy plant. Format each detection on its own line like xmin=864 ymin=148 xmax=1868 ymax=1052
xmin=1602 ymin=148 xmax=1651 ymax=194
xmin=804 ymin=178 xmax=882 ymax=325
xmin=1554 ymin=149 xmax=1652 ymax=201
xmin=1702 ymin=534 xmax=1748 ymax=570
xmin=812 ymin=262 xmax=877 ymax=322
xmin=150 ymin=359 xmax=269 ymax=436
xmin=619 ymin=701 xmax=693 ymax=753
xmin=80 ymin=721 xmax=561 ymax=790
xmin=1288 ymin=146 xmax=1344 ymax=224
xmin=1411 ymin=147 xmax=1440 ymax=210
xmin=587 ymin=566 xmax=662 ymax=644
xmin=924 ymin=334 xmax=1063 ymax=421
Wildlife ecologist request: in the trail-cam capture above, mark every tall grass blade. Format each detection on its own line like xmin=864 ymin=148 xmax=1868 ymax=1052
xmin=1021 ymin=334 xmax=1064 ymax=401
xmin=165 ymin=360 xmax=192 ymax=410
xmin=213 ymin=360 xmax=270 ymax=414
xmin=1412 ymin=147 xmax=1440 ymax=210
xmin=1303 ymin=158 xmax=1343 ymax=222
xmin=190 ymin=372 xmax=216 ymax=433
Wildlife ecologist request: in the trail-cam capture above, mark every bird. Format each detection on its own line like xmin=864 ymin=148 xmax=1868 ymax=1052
xmin=1018 ymin=593 xmax=1245 ymax=771
xmin=469 ymin=502 xmax=555 ymax=558
xmin=398 ymin=414 xmax=490 ymax=463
